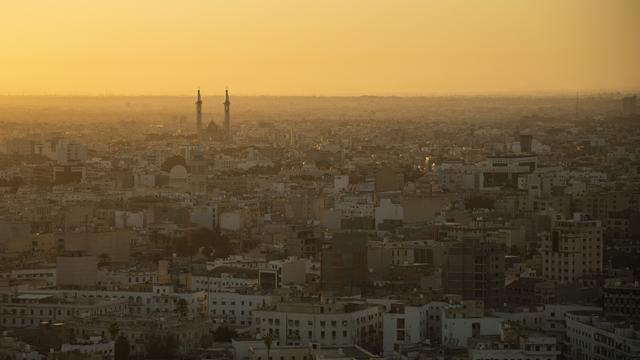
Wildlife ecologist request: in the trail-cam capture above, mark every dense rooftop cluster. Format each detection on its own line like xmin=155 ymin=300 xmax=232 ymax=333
xmin=0 ymin=94 xmax=639 ymax=359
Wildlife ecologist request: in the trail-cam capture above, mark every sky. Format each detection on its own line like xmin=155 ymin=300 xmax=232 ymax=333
xmin=1 ymin=0 xmax=639 ymax=96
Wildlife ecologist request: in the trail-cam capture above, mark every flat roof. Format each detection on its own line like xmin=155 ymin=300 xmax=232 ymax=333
xmin=16 ymin=294 xmax=53 ymax=300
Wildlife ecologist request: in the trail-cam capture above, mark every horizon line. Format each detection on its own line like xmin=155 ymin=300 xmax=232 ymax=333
xmin=1 ymin=89 xmax=639 ymax=98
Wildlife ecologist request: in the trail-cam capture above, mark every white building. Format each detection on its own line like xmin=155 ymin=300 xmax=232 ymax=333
xmin=566 ymin=309 xmax=640 ymax=360
xmin=468 ymin=328 xmax=559 ymax=360
xmin=375 ymin=199 xmax=404 ymax=229
xmin=334 ymin=175 xmax=350 ymax=192
xmin=191 ymin=205 xmax=218 ymax=230
xmin=441 ymin=300 xmax=504 ymax=348
xmin=252 ymin=299 xmax=383 ymax=351
xmin=0 ymin=293 xmax=127 ymax=328
xmin=18 ymin=285 xmax=208 ymax=319
xmin=114 ymin=210 xmax=146 ymax=229
xmin=192 ymin=273 xmax=258 ymax=292
xmin=0 ymin=266 xmax=56 ymax=286
xmin=382 ymin=302 xmax=428 ymax=358
xmin=543 ymin=304 xmax=601 ymax=337
xmin=60 ymin=336 xmax=115 ymax=359
xmin=208 ymin=290 xmax=274 ymax=327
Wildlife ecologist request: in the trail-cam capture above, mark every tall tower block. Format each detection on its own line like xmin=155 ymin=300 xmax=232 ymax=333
xmin=224 ymin=89 xmax=231 ymax=135
xmin=196 ymin=89 xmax=203 ymax=133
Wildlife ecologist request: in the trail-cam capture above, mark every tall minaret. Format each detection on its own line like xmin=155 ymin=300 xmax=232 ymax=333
xmin=224 ymin=88 xmax=231 ymax=135
xmin=196 ymin=89 xmax=203 ymax=133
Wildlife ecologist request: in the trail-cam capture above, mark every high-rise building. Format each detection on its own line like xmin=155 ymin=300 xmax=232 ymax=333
xmin=224 ymin=88 xmax=231 ymax=135
xmin=519 ymin=133 xmax=533 ymax=153
xmin=540 ymin=213 xmax=603 ymax=283
xmin=444 ymin=238 xmax=506 ymax=309
xmin=195 ymin=89 xmax=203 ymax=133
xmin=321 ymin=232 xmax=368 ymax=295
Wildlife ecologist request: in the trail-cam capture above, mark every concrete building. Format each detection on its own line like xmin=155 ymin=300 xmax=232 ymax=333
xmin=21 ymin=285 xmax=208 ymax=319
xmin=444 ymin=239 xmax=506 ymax=309
xmin=207 ymin=290 xmax=274 ymax=327
xmin=566 ymin=309 xmax=640 ymax=360
xmin=192 ymin=272 xmax=259 ymax=293
xmin=56 ymin=252 xmax=98 ymax=287
xmin=540 ymin=214 xmax=603 ymax=283
xmin=0 ymin=266 xmax=57 ymax=287
xmin=252 ymin=299 xmax=383 ymax=352
xmin=286 ymin=227 xmax=323 ymax=259
xmin=321 ymin=232 xmax=369 ymax=295
xmin=382 ymin=302 xmax=428 ymax=358
xmin=191 ymin=205 xmax=218 ymax=231
xmin=68 ymin=317 xmax=213 ymax=357
xmin=441 ymin=300 xmax=504 ymax=348
xmin=231 ymin=340 xmax=381 ymax=360
xmin=603 ymin=280 xmax=640 ymax=317
xmin=468 ymin=327 xmax=559 ymax=360
xmin=0 ymin=293 xmax=127 ymax=328
xmin=480 ymin=154 xmax=537 ymax=191
xmin=543 ymin=304 xmax=602 ymax=339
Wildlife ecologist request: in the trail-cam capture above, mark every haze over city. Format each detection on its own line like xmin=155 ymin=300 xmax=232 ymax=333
xmin=1 ymin=1 xmax=640 ymax=360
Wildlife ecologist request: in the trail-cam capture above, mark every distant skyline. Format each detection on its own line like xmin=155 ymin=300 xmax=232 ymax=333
xmin=1 ymin=0 xmax=639 ymax=96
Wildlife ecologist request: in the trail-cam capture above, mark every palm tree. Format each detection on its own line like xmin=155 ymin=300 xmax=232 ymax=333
xmin=264 ymin=333 xmax=273 ymax=360
xmin=108 ymin=322 xmax=120 ymax=339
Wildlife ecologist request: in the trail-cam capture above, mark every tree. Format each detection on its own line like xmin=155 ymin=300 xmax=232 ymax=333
xmin=108 ymin=322 xmax=120 ymax=339
xmin=114 ymin=335 xmax=130 ymax=360
xmin=173 ymin=227 xmax=233 ymax=259
xmin=264 ymin=333 xmax=273 ymax=360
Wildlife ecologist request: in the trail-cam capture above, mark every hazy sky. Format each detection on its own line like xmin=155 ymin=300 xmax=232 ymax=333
xmin=1 ymin=0 xmax=638 ymax=96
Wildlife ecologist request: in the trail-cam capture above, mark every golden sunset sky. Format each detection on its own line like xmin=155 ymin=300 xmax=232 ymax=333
xmin=1 ymin=0 xmax=638 ymax=95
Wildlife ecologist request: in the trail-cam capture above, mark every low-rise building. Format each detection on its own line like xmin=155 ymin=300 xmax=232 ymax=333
xmin=382 ymin=302 xmax=428 ymax=358
xmin=603 ymin=280 xmax=640 ymax=317
xmin=252 ymin=298 xmax=383 ymax=352
xmin=566 ymin=310 xmax=640 ymax=360
xmin=0 ymin=293 xmax=127 ymax=328
xmin=468 ymin=327 xmax=559 ymax=360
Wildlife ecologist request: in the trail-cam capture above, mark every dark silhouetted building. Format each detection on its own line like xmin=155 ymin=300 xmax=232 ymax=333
xmin=321 ymin=232 xmax=368 ymax=295
xmin=445 ymin=238 xmax=506 ymax=309
xmin=519 ymin=133 xmax=533 ymax=153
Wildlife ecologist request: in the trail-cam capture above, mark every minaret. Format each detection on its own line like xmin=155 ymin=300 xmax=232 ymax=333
xmin=224 ymin=88 xmax=231 ymax=135
xmin=196 ymin=89 xmax=203 ymax=133
xmin=575 ymin=90 xmax=580 ymax=120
